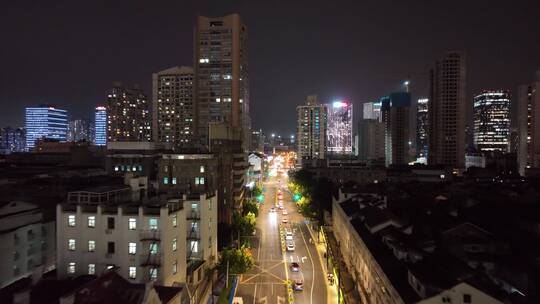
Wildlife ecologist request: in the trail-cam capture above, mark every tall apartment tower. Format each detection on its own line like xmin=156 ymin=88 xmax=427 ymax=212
xmin=327 ymin=100 xmax=353 ymax=155
xmin=152 ymin=66 xmax=195 ymax=149
xmin=68 ymin=119 xmax=94 ymax=143
xmin=417 ymin=98 xmax=429 ymax=160
xmin=381 ymin=93 xmax=411 ymax=166
xmin=107 ymin=83 xmax=151 ymax=143
xmin=473 ymin=90 xmax=511 ymax=152
xmin=428 ymin=52 xmax=467 ymax=169
xmin=517 ymin=70 xmax=540 ymax=175
xmin=363 ymin=101 xmax=381 ymax=121
xmin=194 ymin=14 xmax=251 ymax=150
xmin=296 ymin=95 xmax=327 ymax=162
xmin=25 ymin=105 xmax=68 ymax=150
xmin=94 ymin=106 xmax=107 ymax=146
xmin=357 ymin=119 xmax=385 ymax=162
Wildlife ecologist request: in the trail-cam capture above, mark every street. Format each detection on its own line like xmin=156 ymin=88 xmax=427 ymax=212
xmin=235 ymin=173 xmax=327 ymax=304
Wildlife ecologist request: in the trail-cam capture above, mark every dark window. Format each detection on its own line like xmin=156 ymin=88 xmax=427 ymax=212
xmin=107 ymin=242 xmax=115 ymax=254
xmin=463 ymin=294 xmax=471 ymax=303
xmin=108 ymin=217 xmax=115 ymax=229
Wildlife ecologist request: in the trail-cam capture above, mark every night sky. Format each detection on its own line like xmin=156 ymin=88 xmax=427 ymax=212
xmin=1 ymin=0 xmax=539 ymax=135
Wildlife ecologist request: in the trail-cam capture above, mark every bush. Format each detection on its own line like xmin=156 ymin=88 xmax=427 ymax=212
xmin=220 ymin=246 xmax=254 ymax=274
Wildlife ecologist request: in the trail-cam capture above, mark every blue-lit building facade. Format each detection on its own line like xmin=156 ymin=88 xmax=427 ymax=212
xmin=473 ymin=90 xmax=511 ymax=152
xmin=25 ymin=105 xmax=68 ymax=150
xmin=94 ymin=106 xmax=107 ymax=146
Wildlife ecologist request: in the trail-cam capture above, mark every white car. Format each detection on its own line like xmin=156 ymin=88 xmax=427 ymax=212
xmin=282 ymin=210 xmax=288 ymax=215
xmin=282 ymin=217 xmax=288 ymax=223
xmin=286 ymin=231 xmax=293 ymax=241
xmin=286 ymin=241 xmax=295 ymax=251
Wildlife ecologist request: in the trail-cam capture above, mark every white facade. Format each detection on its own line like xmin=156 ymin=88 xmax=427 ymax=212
xmin=0 ymin=201 xmax=55 ymax=289
xmin=415 ymin=282 xmax=503 ymax=304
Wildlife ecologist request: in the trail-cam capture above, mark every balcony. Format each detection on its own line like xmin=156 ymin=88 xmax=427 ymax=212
xmin=140 ymin=229 xmax=161 ymax=241
xmin=187 ymin=211 xmax=200 ymax=220
xmin=140 ymin=253 xmax=161 ymax=266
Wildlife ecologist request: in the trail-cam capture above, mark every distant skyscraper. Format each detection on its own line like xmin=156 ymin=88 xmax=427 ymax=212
xmin=68 ymin=119 xmax=93 ymax=142
xmin=428 ymin=52 xmax=466 ymax=169
xmin=94 ymin=106 xmax=107 ymax=146
xmin=106 ymin=83 xmax=151 ymax=142
xmin=381 ymin=93 xmax=410 ymax=166
xmin=152 ymin=66 xmax=195 ymax=149
xmin=517 ymin=70 xmax=540 ymax=175
xmin=417 ymin=98 xmax=429 ymax=159
xmin=25 ymin=105 xmax=68 ymax=150
xmin=297 ymin=95 xmax=327 ymax=161
xmin=0 ymin=127 xmax=25 ymax=154
xmin=473 ymin=90 xmax=511 ymax=152
xmin=194 ymin=14 xmax=251 ymax=149
xmin=363 ymin=101 xmax=381 ymax=120
xmin=356 ymin=119 xmax=385 ymax=161
xmin=327 ymin=100 xmax=353 ymax=154
xmin=250 ymin=129 xmax=265 ymax=152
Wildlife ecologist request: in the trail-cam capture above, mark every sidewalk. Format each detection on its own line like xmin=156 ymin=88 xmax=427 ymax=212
xmin=306 ymin=224 xmax=340 ymax=304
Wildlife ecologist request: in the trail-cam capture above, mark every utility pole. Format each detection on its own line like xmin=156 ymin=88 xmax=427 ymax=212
xmin=226 ymin=260 xmax=229 ymax=288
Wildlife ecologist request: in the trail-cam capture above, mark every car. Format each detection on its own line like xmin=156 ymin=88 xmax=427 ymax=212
xmin=285 ymin=230 xmax=293 ymax=241
xmin=270 ymin=207 xmax=276 ymax=213
xmin=282 ymin=217 xmax=288 ymax=223
xmin=282 ymin=210 xmax=288 ymax=215
xmin=293 ymin=280 xmax=304 ymax=291
xmin=290 ymin=262 xmax=300 ymax=272
xmin=278 ymin=205 xmax=284 ymax=210
xmin=286 ymin=241 xmax=295 ymax=251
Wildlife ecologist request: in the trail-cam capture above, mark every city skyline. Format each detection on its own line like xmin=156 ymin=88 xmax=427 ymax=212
xmin=1 ymin=1 xmax=539 ymax=135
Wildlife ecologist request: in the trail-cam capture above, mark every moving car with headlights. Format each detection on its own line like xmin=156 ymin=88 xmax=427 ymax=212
xmin=293 ymin=280 xmax=304 ymax=291
xmin=290 ymin=262 xmax=300 ymax=272
xmin=286 ymin=241 xmax=295 ymax=251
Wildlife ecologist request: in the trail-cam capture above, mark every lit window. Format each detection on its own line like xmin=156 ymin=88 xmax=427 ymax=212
xmin=129 ymin=266 xmax=137 ymax=279
xmin=163 ymin=177 xmax=169 ymax=184
xmin=172 ymin=238 xmax=177 ymax=251
xmin=129 ymin=242 xmax=137 ymax=254
xmin=172 ymin=214 xmax=177 ymax=227
xmin=190 ymin=240 xmax=198 ymax=253
xmin=172 ymin=177 xmax=177 ymax=184
xmin=68 ymin=215 xmax=76 ymax=227
xmin=88 ymin=216 xmax=95 ymax=228
xmin=88 ymin=264 xmax=95 ymax=275
xmin=68 ymin=239 xmax=76 ymax=251
xmin=150 ymin=243 xmax=158 ymax=255
xmin=149 ymin=268 xmax=158 ymax=281
xmin=129 ymin=218 xmax=137 ymax=230
xmin=114 ymin=166 xmax=119 ymax=172
xmin=68 ymin=262 xmax=76 ymax=274
xmin=200 ymin=166 xmax=205 ymax=173
xmin=88 ymin=240 xmax=96 ymax=252
xmin=172 ymin=261 xmax=177 ymax=274
xmin=195 ymin=177 xmax=205 ymax=185
xmin=149 ymin=218 xmax=158 ymax=230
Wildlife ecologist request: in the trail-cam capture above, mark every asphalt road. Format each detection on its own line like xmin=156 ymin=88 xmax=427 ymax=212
xmin=236 ymin=176 xmax=327 ymax=304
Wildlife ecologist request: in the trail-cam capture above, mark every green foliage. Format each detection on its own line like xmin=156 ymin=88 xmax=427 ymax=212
xmin=289 ymin=170 xmax=334 ymax=224
xmin=251 ymin=185 xmax=263 ymax=198
xmin=220 ymin=246 xmax=254 ymax=274
xmin=233 ymin=211 xmax=256 ymax=236
xmin=243 ymin=199 xmax=259 ymax=217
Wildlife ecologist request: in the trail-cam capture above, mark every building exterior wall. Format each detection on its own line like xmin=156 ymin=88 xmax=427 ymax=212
xmin=0 ymin=127 xmax=26 ymax=154
xmin=327 ymin=101 xmax=353 ymax=155
xmin=107 ymin=83 xmax=151 ymax=142
xmin=94 ymin=106 xmax=107 ymax=146
xmin=517 ymin=77 xmax=540 ymax=175
xmin=382 ymin=93 xmax=410 ymax=166
xmin=25 ymin=105 xmax=68 ymax=150
xmin=416 ymin=98 xmax=429 ymax=160
xmin=473 ymin=90 xmax=511 ymax=152
xmin=416 ymin=282 xmax=503 ymax=304
xmin=297 ymin=95 xmax=327 ymax=161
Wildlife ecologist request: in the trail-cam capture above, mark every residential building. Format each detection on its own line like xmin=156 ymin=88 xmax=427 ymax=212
xmin=327 ymin=100 xmax=353 ymax=155
xmin=296 ymin=95 xmax=327 ymax=162
xmin=106 ymin=142 xmax=169 ymax=180
xmin=194 ymin=14 xmax=251 ymax=149
xmin=416 ymin=98 xmax=429 ymax=161
xmin=301 ymin=157 xmax=386 ymax=185
xmin=25 ymin=105 xmax=68 ymax=150
xmin=158 ymin=153 xmax=218 ymax=196
xmin=382 ymin=92 xmax=411 ymax=166
xmin=94 ymin=106 xmax=107 ymax=146
xmin=107 ymin=83 xmax=151 ymax=142
xmin=356 ymin=119 xmax=385 ymax=162
xmin=428 ymin=52 xmax=467 ymax=169
xmin=517 ymin=70 xmax=540 ymax=175
xmin=473 ymin=90 xmax=511 ymax=152
xmin=0 ymin=127 xmax=25 ymax=154
xmin=152 ymin=66 xmax=195 ymax=149
xmin=68 ymin=119 xmax=94 ymax=143
xmin=0 ymin=201 xmax=55 ymax=289
xmin=250 ymin=129 xmax=264 ymax=152
xmin=247 ymin=152 xmax=264 ymax=186
xmin=363 ymin=101 xmax=381 ymax=121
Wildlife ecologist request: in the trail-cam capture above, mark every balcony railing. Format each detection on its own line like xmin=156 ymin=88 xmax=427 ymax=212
xmin=140 ymin=229 xmax=161 ymax=241
xmin=140 ymin=253 xmax=161 ymax=266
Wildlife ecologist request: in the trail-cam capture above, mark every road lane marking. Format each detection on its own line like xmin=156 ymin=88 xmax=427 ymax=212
xmin=299 ymin=223 xmax=316 ymax=304
xmin=254 ymin=283 xmax=257 ymax=304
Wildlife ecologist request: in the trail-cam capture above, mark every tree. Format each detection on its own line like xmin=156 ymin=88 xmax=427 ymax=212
xmin=220 ymin=246 xmax=254 ymax=274
xmin=233 ymin=211 xmax=256 ymax=236
xmin=243 ymin=199 xmax=259 ymax=217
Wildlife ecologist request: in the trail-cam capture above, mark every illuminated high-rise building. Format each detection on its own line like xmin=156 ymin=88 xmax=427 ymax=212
xmin=381 ymin=93 xmax=410 ymax=166
xmin=25 ymin=105 xmax=68 ymax=150
xmin=297 ymin=95 xmax=327 ymax=161
xmin=152 ymin=66 xmax=195 ymax=149
xmin=68 ymin=119 xmax=93 ymax=142
xmin=106 ymin=83 xmax=151 ymax=142
xmin=428 ymin=52 xmax=467 ymax=169
xmin=94 ymin=106 xmax=107 ymax=146
xmin=517 ymin=70 xmax=540 ymax=175
xmin=194 ymin=14 xmax=251 ymax=149
xmin=363 ymin=101 xmax=381 ymax=121
xmin=417 ymin=98 xmax=429 ymax=159
xmin=473 ymin=90 xmax=511 ymax=152
xmin=327 ymin=100 xmax=353 ymax=154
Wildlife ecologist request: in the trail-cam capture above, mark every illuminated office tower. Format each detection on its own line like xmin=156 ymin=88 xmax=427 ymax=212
xmin=473 ymin=90 xmax=511 ymax=152
xmin=517 ymin=70 xmax=540 ymax=175
xmin=363 ymin=101 xmax=381 ymax=121
xmin=68 ymin=119 xmax=93 ymax=142
xmin=194 ymin=14 xmax=251 ymax=149
xmin=94 ymin=106 xmax=107 ymax=146
xmin=327 ymin=100 xmax=353 ymax=154
xmin=417 ymin=98 xmax=429 ymax=159
xmin=428 ymin=52 xmax=467 ymax=169
xmin=152 ymin=66 xmax=195 ymax=149
xmin=106 ymin=83 xmax=151 ymax=142
xmin=297 ymin=95 xmax=327 ymax=160
xmin=25 ymin=105 xmax=68 ymax=150
xmin=381 ymin=93 xmax=410 ymax=166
